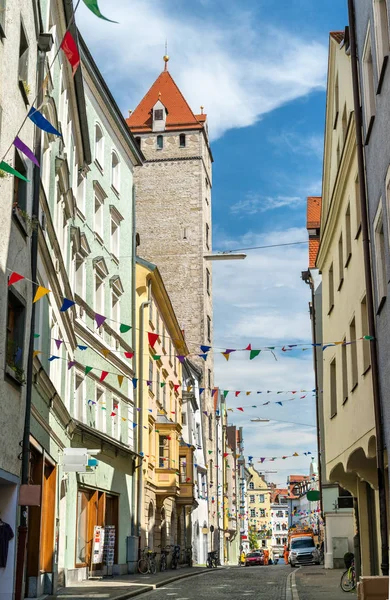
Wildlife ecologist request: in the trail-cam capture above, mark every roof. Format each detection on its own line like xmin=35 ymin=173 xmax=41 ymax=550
xmin=127 ymin=70 xmax=205 ymax=133
xmin=309 ymin=239 xmax=320 ymax=269
xmin=271 ymin=488 xmax=288 ymax=502
xmin=306 ymin=196 xmax=322 ymax=229
xmin=330 ymin=31 xmax=345 ymax=44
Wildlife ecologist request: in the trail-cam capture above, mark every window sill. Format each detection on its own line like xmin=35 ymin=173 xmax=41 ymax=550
xmin=333 ymin=112 xmax=339 ymax=130
xmin=350 ymin=382 xmax=358 ymax=394
xmin=327 ymin=304 xmax=334 ymax=316
xmin=377 ymin=295 xmax=386 ymax=315
xmin=76 ymin=207 xmax=86 ymax=222
xmin=362 ymin=364 xmax=371 ymax=377
xmin=94 ymin=159 xmax=104 ymax=175
xmin=111 ymin=185 xmax=120 ymax=198
xmin=355 ymin=224 xmax=362 ymax=240
xmin=94 ymin=231 xmax=104 ymax=246
xmin=5 ymin=364 xmax=24 ymax=387
xmin=364 ymin=115 xmax=375 ymax=146
xmin=110 ymin=252 xmax=119 ymax=266
xmin=377 ymin=55 xmax=388 ymax=95
xmin=337 ymin=278 xmax=344 ymax=292
xmin=342 ymin=396 xmax=348 ymax=406
xmin=330 ymin=411 xmax=337 ymax=420
xmin=344 ymin=253 xmax=352 ymax=268
xmin=18 ymin=80 xmax=30 ymax=107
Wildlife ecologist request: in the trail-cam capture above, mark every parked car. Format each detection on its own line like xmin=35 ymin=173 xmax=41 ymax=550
xmin=245 ymin=551 xmax=264 ymax=567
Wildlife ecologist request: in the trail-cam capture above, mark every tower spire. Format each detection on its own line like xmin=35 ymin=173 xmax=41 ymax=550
xmin=163 ymin=40 xmax=169 ymax=71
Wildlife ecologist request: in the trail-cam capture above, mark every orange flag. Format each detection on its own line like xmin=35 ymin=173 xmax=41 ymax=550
xmin=33 ymin=286 xmax=50 ymax=303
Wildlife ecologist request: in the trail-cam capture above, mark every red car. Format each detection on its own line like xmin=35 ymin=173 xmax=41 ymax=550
xmin=245 ymin=552 xmax=264 ymax=566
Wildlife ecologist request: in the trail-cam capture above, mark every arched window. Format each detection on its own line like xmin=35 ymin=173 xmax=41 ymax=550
xmin=156 ymin=135 xmax=163 ymax=150
xmin=179 ymin=133 xmax=186 ymax=148
xmin=95 ymin=123 xmax=104 ymax=169
xmin=111 ymin=151 xmax=120 ymax=193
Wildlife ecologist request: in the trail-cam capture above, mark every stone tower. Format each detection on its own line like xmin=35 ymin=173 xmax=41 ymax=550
xmin=127 ymin=57 xmax=217 ymax=531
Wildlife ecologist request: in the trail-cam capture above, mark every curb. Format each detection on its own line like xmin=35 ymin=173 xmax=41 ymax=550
xmin=286 ymin=567 xmax=300 ymax=600
xmin=107 ymin=567 xmax=216 ymax=600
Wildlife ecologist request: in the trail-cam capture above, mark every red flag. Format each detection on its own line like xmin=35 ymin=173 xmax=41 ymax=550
xmin=100 ymin=371 xmax=109 ymax=382
xmin=237 ymin=407 xmax=244 ymax=412
xmin=8 ymin=272 xmax=25 ymax=286
xmin=148 ymin=332 xmax=159 ymax=348
xmin=245 ymin=344 xmax=252 ymax=351
xmin=110 ymin=411 xmax=116 ymax=417
xmin=223 ymin=452 xmax=229 ymax=458
xmin=235 ymin=391 xmax=241 ymax=397
xmin=60 ymin=31 xmax=80 ymax=75
xmin=124 ymin=352 xmax=134 ymax=359
xmin=174 ymin=384 xmax=180 ymax=392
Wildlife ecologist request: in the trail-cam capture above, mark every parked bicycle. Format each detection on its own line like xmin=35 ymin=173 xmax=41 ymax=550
xmin=340 ymin=559 xmax=356 ymax=592
xmin=171 ymin=544 xmax=180 ymax=569
xmin=206 ymin=550 xmax=218 ymax=569
xmin=159 ymin=545 xmax=170 ymax=572
xmin=185 ymin=547 xmax=193 ymax=567
xmin=138 ymin=547 xmax=157 ymax=575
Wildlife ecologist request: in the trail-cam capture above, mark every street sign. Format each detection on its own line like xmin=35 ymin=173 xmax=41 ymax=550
xmin=62 ymin=448 xmax=100 ymax=472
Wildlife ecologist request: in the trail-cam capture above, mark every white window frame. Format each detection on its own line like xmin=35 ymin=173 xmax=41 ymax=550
xmin=362 ymin=25 xmax=376 ymax=134
xmin=373 ymin=0 xmax=390 ymax=77
xmin=96 ymin=385 xmax=106 ymax=433
xmin=111 ymin=150 xmax=120 ymax=194
xmin=95 ymin=272 xmax=105 ymax=316
xmin=74 ymin=371 xmax=85 ymax=422
xmin=112 ymin=398 xmax=121 ymax=441
xmin=111 ymin=288 xmax=120 ymax=329
xmin=94 ymin=193 xmax=104 ymax=239
xmin=374 ymin=201 xmax=387 ymax=305
xmin=95 ymin=122 xmax=104 ymax=170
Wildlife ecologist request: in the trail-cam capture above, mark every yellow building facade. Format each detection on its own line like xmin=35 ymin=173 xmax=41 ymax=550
xmin=317 ymin=32 xmax=382 ymax=575
xmin=136 ymin=257 xmax=195 ymax=554
xmin=247 ymin=466 xmax=272 ymax=550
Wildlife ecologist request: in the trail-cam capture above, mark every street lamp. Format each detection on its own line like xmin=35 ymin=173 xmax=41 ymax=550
xmin=203 ymin=253 xmax=247 ymax=261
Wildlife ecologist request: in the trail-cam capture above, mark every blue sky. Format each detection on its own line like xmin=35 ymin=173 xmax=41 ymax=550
xmin=79 ymin=0 xmax=347 ymax=482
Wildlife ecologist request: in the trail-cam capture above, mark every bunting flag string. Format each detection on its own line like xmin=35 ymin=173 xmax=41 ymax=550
xmin=60 ymin=31 xmax=80 ymax=75
xmin=81 ymin=0 xmax=119 ymax=22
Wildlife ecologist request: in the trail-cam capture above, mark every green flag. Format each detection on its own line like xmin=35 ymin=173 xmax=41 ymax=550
xmin=0 ymin=161 xmax=30 ymax=181
xmin=223 ymin=390 xmax=229 ymax=398
xmin=85 ymin=366 xmax=93 ymax=374
xmin=160 ymin=382 xmax=166 ymax=388
xmin=120 ymin=323 xmax=131 ymax=333
xmin=82 ymin=0 xmax=119 ymax=22
xmin=153 ymin=355 xmax=161 ymax=361
xmin=250 ymin=350 xmax=261 ymax=360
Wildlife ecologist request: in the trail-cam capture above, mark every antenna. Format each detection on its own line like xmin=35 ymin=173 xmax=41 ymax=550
xmin=163 ymin=40 xmax=169 ymax=71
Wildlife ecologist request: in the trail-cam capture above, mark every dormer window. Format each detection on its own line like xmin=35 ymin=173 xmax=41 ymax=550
xmin=154 ymin=109 xmax=164 ymax=121
xmin=152 ymin=100 xmax=167 ymax=132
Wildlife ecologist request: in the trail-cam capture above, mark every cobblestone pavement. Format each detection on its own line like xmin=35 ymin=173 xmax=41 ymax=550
xmin=293 ymin=565 xmax=352 ymax=600
xmin=136 ymin=564 xmax=290 ymax=600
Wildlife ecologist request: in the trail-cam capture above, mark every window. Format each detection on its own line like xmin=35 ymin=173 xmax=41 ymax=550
xmin=154 ymin=109 xmax=163 ymax=121
xmin=159 ymin=435 xmax=170 ymax=468
xmin=18 ymin=21 xmax=29 ymax=86
xmin=355 ymin=175 xmax=362 ymax=236
xmin=75 ymin=255 xmax=85 ymax=299
xmin=362 ymin=27 xmax=376 ymax=135
xmin=111 ymin=215 xmax=120 ymax=258
xmin=13 ymin=151 xmax=28 ymax=213
xmin=208 ymin=414 xmax=213 ymax=441
xmin=95 ymin=274 xmax=104 ymax=317
xmin=276 ymin=523 xmax=281 ymax=531
xmin=276 ymin=510 xmax=283 ymax=518
xmin=361 ymin=297 xmax=371 ymax=372
xmin=250 ymin=495 xmax=255 ymax=503
xmin=181 ymin=412 xmax=187 ymax=426
xmin=149 ymin=359 xmax=153 ymax=394
xmin=111 ymin=290 xmax=120 ymax=328
xmin=95 ymin=124 xmax=104 ymax=169
xmin=334 ymin=73 xmax=339 ymax=128
xmin=74 ymin=374 xmax=84 ymax=422
xmin=249 ymin=482 xmax=254 ymax=490
xmin=208 ymin=368 xmax=211 ymax=388
xmin=169 ymin=339 xmax=172 ymax=363
xmin=330 ymin=357 xmax=337 ymax=417
xmin=96 ymin=386 xmax=105 ymax=432
xmin=111 ymin=152 xmax=120 ymax=194
xmin=373 ymin=0 xmax=390 ymax=77
xmin=328 ymin=263 xmax=334 ymax=313
xmin=276 ymin=537 xmax=281 ymax=545
xmin=179 ymin=456 xmax=187 ymax=483
xmin=149 ymin=299 xmax=153 ymax=323
xmin=342 ymin=339 xmax=348 ymax=403
xmin=135 ymin=137 xmax=141 ymax=149
xmin=205 ymin=223 xmax=210 ymax=249
xmin=112 ymin=399 xmax=121 ymax=440
xmin=250 ymin=509 xmax=256 ymax=518
xmin=350 ymin=317 xmax=358 ymax=391
xmin=260 ymin=509 xmax=265 ymax=517
xmin=282 ymin=537 xmax=288 ymax=545
xmin=163 ymin=384 xmax=167 ymax=411
xmin=338 ymin=486 xmax=354 ymax=509
xmin=345 ymin=205 xmax=352 ymax=264
xmin=156 ymin=135 xmax=163 ymax=150
xmin=179 ymin=134 xmax=186 ymax=148
xmin=338 ymin=234 xmax=344 ymax=289
xmin=94 ymin=194 xmax=104 ymax=238
xmin=0 ymin=0 xmax=6 ymax=37
xmin=259 ymin=494 xmax=265 ymax=503
xmin=6 ymin=289 xmax=25 ymax=374
xmin=156 ymin=313 xmax=160 ymax=336
xmin=206 ymin=268 xmax=210 ymax=295
xmin=76 ymin=171 xmax=86 ymax=214
xmin=207 ymin=315 xmax=211 ymax=342
xmin=196 ymin=423 xmax=201 ymax=446
xmin=336 ymin=142 xmax=340 ymax=168
xmin=156 ymin=370 xmax=160 ymax=402
xmin=341 ymin=104 xmax=348 ymax=146
xmin=374 ymin=203 xmax=387 ymax=305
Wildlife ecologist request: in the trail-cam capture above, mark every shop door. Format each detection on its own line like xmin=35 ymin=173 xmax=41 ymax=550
xmin=105 ymin=495 xmax=118 ymax=563
xmin=40 ymin=463 xmax=56 ymax=572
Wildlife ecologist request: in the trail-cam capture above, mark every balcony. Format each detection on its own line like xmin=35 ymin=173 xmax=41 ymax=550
xmin=177 ymin=443 xmax=196 ymax=507
xmin=155 ymin=468 xmax=180 ymax=499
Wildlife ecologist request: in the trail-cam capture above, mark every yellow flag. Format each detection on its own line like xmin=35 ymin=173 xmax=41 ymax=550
xmin=117 ymin=375 xmax=124 ymax=387
xmin=222 ymin=352 xmax=230 ymax=361
xmin=102 ymin=348 xmax=110 ymax=358
xmin=187 ymin=385 xmax=192 ymax=393
xmin=293 ymin=452 xmax=299 ymax=456
xmin=33 ymin=350 xmax=42 ymax=358
xmin=246 ymin=391 xmax=251 ymax=396
xmin=33 ymin=286 xmax=50 ymax=303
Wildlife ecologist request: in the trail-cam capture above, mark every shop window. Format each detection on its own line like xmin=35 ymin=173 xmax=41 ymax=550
xmin=159 ymin=435 xmax=170 ymax=468
xmin=6 ymin=289 xmax=25 ymax=376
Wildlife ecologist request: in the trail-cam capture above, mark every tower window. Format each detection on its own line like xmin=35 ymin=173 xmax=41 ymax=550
xmin=157 ymin=135 xmax=163 ymax=150
xmin=179 ymin=134 xmax=186 ymax=148
xmin=135 ymin=136 xmax=141 ymax=149
xmin=154 ymin=109 xmax=164 ymax=121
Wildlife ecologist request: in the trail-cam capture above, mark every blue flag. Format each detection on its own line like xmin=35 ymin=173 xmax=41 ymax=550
xmin=28 ymin=107 xmax=61 ymax=136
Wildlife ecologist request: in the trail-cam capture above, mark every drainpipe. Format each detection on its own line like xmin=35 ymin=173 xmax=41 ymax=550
xmin=137 ymin=289 xmax=151 ymax=541
xmin=14 ymin=39 xmax=47 ymax=600
xmin=347 ymin=0 xmax=389 ymax=576
xmin=131 ymin=185 xmax=137 ymax=536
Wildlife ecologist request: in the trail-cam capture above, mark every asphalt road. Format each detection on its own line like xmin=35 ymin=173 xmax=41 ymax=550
xmin=138 ymin=564 xmax=290 ymax=600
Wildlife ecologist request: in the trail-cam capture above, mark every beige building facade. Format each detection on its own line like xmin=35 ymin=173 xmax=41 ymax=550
xmin=317 ymin=32 xmax=382 ymax=576
xmin=247 ymin=466 xmax=272 ymax=550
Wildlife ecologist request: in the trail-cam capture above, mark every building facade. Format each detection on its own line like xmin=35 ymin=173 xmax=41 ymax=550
xmin=316 ymin=31 xmax=380 ymax=576
xmin=127 ymin=59 xmax=217 ymax=536
xmin=247 ymin=465 xmax=272 ymax=551
xmin=270 ymin=489 xmax=289 ymax=556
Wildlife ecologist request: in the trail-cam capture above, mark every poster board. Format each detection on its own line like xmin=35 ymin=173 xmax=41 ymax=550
xmin=103 ymin=525 xmax=116 ymax=566
xmin=92 ymin=526 xmax=105 ymax=564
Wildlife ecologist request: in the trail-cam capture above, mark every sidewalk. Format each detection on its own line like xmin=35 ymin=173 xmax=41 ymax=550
xmin=46 ymin=566 xmax=211 ymax=600
xmin=292 ymin=565 xmax=351 ymax=599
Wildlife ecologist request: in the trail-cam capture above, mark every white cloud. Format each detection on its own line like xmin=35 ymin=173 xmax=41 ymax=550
xmin=269 ymin=131 xmax=324 ymax=160
xmin=78 ymin=1 xmax=328 ymax=140
xmin=211 ymin=227 xmax=317 ymax=478
xmin=230 ymin=193 xmax=302 ymax=216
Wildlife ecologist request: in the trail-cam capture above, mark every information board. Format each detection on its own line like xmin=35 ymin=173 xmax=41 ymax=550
xmin=92 ymin=526 xmax=105 ymax=564
xmin=103 ymin=525 xmax=116 ymax=566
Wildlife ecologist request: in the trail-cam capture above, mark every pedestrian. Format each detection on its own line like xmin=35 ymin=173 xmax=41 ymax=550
xmin=284 ymin=544 xmax=289 ymax=565
xmin=263 ymin=548 xmax=269 ymax=565
xmin=240 ymin=550 xmax=246 ymax=566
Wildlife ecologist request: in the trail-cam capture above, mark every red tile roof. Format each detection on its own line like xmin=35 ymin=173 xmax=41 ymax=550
xmin=271 ymin=488 xmax=288 ymax=503
xmin=309 ymin=239 xmax=320 ymax=269
xmin=330 ymin=31 xmax=345 ymax=44
xmin=306 ymin=196 xmax=322 ymax=229
xmin=127 ymin=70 xmax=205 ymax=133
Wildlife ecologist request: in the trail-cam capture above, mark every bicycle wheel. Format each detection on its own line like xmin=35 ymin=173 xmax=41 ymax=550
xmin=138 ymin=558 xmax=149 ymax=575
xmin=206 ymin=558 xmax=212 ymax=568
xmin=150 ymin=559 xmax=157 ymax=575
xmin=340 ymin=570 xmax=355 ymax=592
xmin=160 ymin=556 xmax=166 ymax=572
